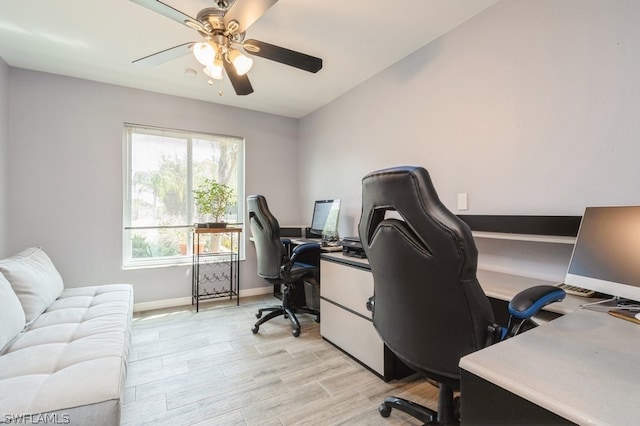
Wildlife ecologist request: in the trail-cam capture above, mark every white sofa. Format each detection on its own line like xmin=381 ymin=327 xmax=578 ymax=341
xmin=0 ymin=248 xmax=133 ymax=425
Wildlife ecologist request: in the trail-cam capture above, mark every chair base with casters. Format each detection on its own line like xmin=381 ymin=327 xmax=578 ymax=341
xmin=379 ymin=384 xmax=458 ymax=425
xmin=251 ymin=279 xmax=320 ymax=337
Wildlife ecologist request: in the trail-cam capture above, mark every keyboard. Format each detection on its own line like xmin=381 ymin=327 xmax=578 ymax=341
xmin=296 ymin=238 xmax=322 ymax=244
xmin=556 ymin=282 xmax=596 ymax=297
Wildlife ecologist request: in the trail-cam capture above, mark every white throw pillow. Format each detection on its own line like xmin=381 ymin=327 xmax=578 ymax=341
xmin=0 ymin=247 xmax=64 ymax=323
xmin=0 ymin=273 xmax=26 ymax=352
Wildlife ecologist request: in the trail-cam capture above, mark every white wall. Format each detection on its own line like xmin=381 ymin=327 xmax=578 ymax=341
xmin=299 ymin=0 xmax=640 ymax=281
xmin=7 ymin=68 xmax=300 ymax=303
xmin=6 ymin=0 xmax=640 ymax=299
xmin=0 ymin=58 xmax=8 ymax=257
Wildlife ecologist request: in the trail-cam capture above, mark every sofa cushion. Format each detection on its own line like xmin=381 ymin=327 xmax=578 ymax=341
xmin=0 ymin=247 xmax=64 ymax=323
xmin=0 ymin=274 xmax=26 ymax=353
xmin=0 ymin=284 xmax=133 ymax=424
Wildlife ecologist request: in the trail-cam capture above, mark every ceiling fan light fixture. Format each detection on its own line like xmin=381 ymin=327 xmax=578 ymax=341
xmin=203 ymin=59 xmax=224 ymax=80
xmin=229 ymin=49 xmax=253 ymax=76
xmin=193 ymin=41 xmax=217 ymax=66
xmin=132 ymin=0 xmax=322 ymax=96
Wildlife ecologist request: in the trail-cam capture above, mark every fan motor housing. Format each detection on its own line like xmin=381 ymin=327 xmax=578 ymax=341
xmin=197 ymin=7 xmax=225 ymax=31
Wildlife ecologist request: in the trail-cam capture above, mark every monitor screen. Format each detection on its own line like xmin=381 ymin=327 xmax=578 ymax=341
xmin=309 ymin=199 xmax=341 ymax=239
xmin=565 ymin=206 xmax=640 ymax=302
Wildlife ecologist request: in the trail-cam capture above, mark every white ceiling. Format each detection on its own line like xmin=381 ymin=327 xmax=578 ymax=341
xmin=0 ymin=0 xmax=497 ymax=118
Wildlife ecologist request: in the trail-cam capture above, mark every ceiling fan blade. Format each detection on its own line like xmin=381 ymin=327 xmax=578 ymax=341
xmin=224 ymin=0 xmax=278 ymax=34
xmin=223 ymin=59 xmax=254 ymax=95
xmin=243 ymin=39 xmax=322 ymax=73
xmin=133 ymin=42 xmax=194 ymax=67
xmin=130 ymin=0 xmax=200 ymax=29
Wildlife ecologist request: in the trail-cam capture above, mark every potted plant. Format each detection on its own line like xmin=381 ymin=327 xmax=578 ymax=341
xmin=193 ymin=179 xmax=236 ymax=227
xmin=177 ymin=232 xmax=205 ymax=255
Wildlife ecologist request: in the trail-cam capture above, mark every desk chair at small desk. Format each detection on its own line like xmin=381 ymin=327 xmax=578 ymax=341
xmin=249 ymin=235 xmax=341 ymax=303
xmin=247 ymin=195 xmax=320 ymax=337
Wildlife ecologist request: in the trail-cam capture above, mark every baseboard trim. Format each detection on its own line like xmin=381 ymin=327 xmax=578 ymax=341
xmin=133 ymin=286 xmax=273 ymax=312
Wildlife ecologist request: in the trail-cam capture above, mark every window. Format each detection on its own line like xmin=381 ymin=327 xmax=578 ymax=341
xmin=123 ymin=124 xmax=245 ymax=268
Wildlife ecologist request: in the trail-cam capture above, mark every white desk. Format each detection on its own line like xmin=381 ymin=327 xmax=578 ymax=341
xmin=466 ymin=270 xmax=639 ymax=424
xmin=320 ymin=254 xmax=638 ymax=423
xmin=317 ymin=254 xmax=587 ymax=382
xmin=289 ymin=238 xmax=342 ymax=252
xmin=459 ymin=308 xmax=640 ymax=424
xmin=476 ymin=269 xmax=599 ymax=315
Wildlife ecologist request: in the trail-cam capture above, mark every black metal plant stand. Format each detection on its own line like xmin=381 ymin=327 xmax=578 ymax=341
xmin=191 ymin=226 xmax=241 ymax=312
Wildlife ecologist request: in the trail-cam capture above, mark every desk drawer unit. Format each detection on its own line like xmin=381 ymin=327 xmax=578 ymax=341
xmin=320 ymin=300 xmax=384 ymax=375
xmin=320 ymin=256 xmax=411 ymax=381
xmin=321 ymin=258 xmax=373 ymax=318
xmin=320 ymin=259 xmax=382 ymax=373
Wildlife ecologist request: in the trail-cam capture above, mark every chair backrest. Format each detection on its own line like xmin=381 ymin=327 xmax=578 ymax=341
xmin=358 ymin=166 xmax=494 ymax=385
xmin=247 ymin=195 xmax=287 ymax=280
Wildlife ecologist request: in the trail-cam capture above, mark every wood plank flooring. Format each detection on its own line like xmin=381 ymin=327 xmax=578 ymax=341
xmin=122 ymin=295 xmax=439 ymax=425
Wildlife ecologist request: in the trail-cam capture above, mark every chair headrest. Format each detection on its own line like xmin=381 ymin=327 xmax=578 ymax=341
xmin=247 ymin=194 xmax=286 ymax=280
xmin=359 ymin=166 xmax=477 ymax=280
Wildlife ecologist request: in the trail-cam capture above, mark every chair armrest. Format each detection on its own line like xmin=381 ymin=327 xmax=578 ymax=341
xmin=508 ymin=285 xmax=566 ymax=320
xmin=281 ymin=243 xmax=321 ymax=277
xmin=289 ymin=242 xmax=321 ymax=263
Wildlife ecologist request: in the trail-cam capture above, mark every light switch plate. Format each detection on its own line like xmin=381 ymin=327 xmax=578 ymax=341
xmin=457 ymin=193 xmax=468 ymax=211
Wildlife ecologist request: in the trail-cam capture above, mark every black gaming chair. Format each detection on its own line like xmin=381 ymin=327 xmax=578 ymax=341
xmin=358 ymin=166 xmax=565 ymax=425
xmin=248 ymin=194 xmax=320 ymax=337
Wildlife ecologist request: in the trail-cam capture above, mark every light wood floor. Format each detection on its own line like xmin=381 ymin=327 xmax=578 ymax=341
xmin=122 ymin=295 xmax=439 ymax=425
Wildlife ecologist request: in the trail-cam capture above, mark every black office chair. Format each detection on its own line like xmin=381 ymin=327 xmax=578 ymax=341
xmin=248 ymin=194 xmax=320 ymax=337
xmin=358 ymin=166 xmax=565 ymax=425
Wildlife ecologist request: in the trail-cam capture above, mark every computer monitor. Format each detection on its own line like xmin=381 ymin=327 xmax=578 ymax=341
xmin=564 ymin=206 xmax=640 ymax=302
xmin=309 ymin=199 xmax=341 ymax=239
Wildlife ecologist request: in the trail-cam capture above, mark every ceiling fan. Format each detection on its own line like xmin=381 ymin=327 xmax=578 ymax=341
xmin=130 ymin=0 xmax=323 ymax=96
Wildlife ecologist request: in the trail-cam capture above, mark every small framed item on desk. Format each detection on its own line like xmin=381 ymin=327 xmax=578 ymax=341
xmin=608 ymin=309 xmax=640 ymax=324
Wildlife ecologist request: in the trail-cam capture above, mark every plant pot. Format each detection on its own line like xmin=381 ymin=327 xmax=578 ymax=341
xmin=207 ymin=222 xmax=228 ymax=228
xmin=179 ymin=243 xmax=205 ymax=255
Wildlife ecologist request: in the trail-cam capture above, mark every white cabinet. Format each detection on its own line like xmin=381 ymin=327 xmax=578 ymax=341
xmin=320 ymin=253 xmax=411 ymax=381
xmin=321 ymin=257 xmax=373 ymax=318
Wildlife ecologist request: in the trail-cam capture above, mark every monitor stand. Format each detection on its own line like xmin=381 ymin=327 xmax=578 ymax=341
xmin=580 ymin=296 xmax=640 ymax=311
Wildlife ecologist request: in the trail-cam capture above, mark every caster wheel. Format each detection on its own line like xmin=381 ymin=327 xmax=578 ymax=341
xmin=292 ymin=328 xmax=300 ymax=337
xmin=454 ymin=396 xmax=461 ymax=421
xmin=378 ymin=403 xmax=391 ymax=418
xmin=251 ymin=326 xmax=259 ymax=334
xmin=256 ymin=311 xmax=262 ymax=319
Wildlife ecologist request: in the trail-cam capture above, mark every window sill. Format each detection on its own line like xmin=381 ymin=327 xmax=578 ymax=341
xmin=123 ymin=256 xmax=245 ymax=270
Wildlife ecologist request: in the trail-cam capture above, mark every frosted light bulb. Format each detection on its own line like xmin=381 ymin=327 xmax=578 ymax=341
xmin=193 ymin=42 xmax=216 ymax=66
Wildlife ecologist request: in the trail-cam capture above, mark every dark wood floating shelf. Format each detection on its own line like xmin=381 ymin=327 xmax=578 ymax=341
xmin=457 ymin=215 xmax=582 ymax=237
